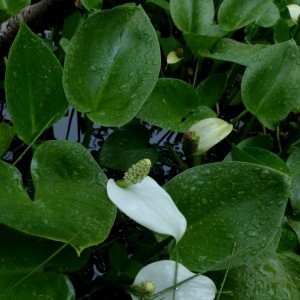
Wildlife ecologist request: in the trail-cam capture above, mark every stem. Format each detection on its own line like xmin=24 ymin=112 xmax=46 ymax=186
xmin=82 ymin=115 xmax=94 ymax=148
xmin=216 ymin=242 xmax=237 ymax=300
xmin=13 ymin=114 xmax=57 ymax=166
xmin=168 ymin=145 xmax=188 ymax=171
xmin=230 ymin=109 xmax=248 ymax=125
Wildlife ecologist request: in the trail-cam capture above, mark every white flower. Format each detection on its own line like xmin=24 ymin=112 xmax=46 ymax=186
xmin=130 ymin=260 xmax=217 ymax=300
xmin=287 ymin=4 xmax=300 ymax=24
xmin=107 ymin=172 xmax=187 ymax=243
xmin=167 ymin=51 xmax=183 ymax=64
xmin=183 ymin=118 xmax=233 ymax=155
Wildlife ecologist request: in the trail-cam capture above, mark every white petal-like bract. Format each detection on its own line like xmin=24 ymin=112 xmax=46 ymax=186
xmin=131 ymin=260 xmax=217 ymax=300
xmin=107 ymin=176 xmax=187 ymax=242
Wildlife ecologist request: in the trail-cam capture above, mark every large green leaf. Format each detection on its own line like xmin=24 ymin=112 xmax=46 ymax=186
xmin=0 ymin=141 xmax=116 ymax=254
xmin=286 ymin=147 xmax=300 ymax=213
xmin=241 ymin=40 xmax=300 ymax=129
xmin=0 ymin=225 xmax=89 ymax=299
xmin=219 ymin=251 xmax=300 ymax=299
xmin=0 ymin=0 xmax=30 ymax=15
xmin=164 ymin=162 xmax=290 ymax=272
xmin=5 ymin=22 xmax=67 ymax=145
xmin=218 ymin=0 xmax=272 ymax=31
xmin=63 ymin=6 xmax=160 ymax=126
xmin=137 ymin=78 xmax=216 ymax=132
xmin=99 ymin=122 xmax=158 ymax=171
xmin=0 ymin=123 xmax=14 ymax=157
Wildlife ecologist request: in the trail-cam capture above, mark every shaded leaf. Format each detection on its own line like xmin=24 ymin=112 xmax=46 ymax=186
xmin=138 ymin=78 xmax=216 ymax=132
xmin=99 ymin=122 xmax=158 ymax=171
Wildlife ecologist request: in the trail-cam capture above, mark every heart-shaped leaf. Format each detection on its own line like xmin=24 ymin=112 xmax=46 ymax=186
xmin=0 ymin=140 xmax=116 ymax=254
xmin=63 ymin=6 xmax=160 ymax=126
xmin=0 ymin=0 xmax=30 ymax=15
xmin=137 ymin=78 xmax=215 ymax=132
xmin=241 ymin=40 xmax=300 ymax=129
xmin=164 ymin=162 xmax=290 ymax=272
xmin=5 ymin=21 xmax=67 ymax=145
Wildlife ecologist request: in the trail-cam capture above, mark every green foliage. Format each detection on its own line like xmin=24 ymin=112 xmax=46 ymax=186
xmin=63 ymin=6 xmax=161 ymax=126
xmin=2 ymin=0 xmax=300 ymax=298
xmin=0 ymin=141 xmax=116 ymax=253
xmin=5 ymin=22 xmax=67 ymax=145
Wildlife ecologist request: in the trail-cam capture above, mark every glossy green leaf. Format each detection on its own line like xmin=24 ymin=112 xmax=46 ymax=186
xmin=0 ymin=225 xmax=84 ymax=299
xmin=99 ymin=122 xmax=158 ymax=171
xmin=171 ymin=0 xmax=224 ymax=36
xmin=164 ymin=162 xmax=290 ymax=272
xmin=286 ymin=148 xmax=300 ymax=213
xmin=0 ymin=0 xmax=29 ymax=15
xmin=170 ymin=0 xmax=213 ymax=34
xmin=0 ymin=123 xmax=14 ymax=157
xmin=63 ymin=6 xmax=160 ymax=126
xmin=231 ymin=146 xmax=291 ymax=176
xmin=195 ymin=73 xmax=227 ymax=107
xmin=218 ymin=0 xmax=272 ymax=31
xmin=137 ymin=78 xmax=216 ymax=132
xmin=220 ymin=251 xmax=300 ymax=299
xmin=0 ymin=140 xmax=116 ymax=254
xmin=241 ymin=40 xmax=300 ymax=129
xmin=255 ymin=2 xmax=280 ymax=28
xmin=5 ymin=22 xmax=67 ymax=145
xmin=198 ymin=38 xmax=266 ymax=66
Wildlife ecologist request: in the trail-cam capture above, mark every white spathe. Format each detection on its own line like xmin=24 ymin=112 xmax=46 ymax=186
xmin=189 ymin=117 xmax=233 ymax=155
xmin=130 ymin=260 xmax=217 ymax=300
xmin=107 ymin=176 xmax=186 ymax=243
xmin=287 ymin=4 xmax=300 ymax=24
xmin=167 ymin=51 xmax=183 ymax=64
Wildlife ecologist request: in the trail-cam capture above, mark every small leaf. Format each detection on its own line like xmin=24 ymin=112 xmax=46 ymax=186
xmin=164 ymin=162 xmax=291 ymax=271
xmin=241 ymin=40 xmax=300 ymax=129
xmin=5 ymin=21 xmax=67 ymax=145
xmin=63 ymin=6 xmax=160 ymax=126
xmin=138 ymin=78 xmax=216 ymax=132
xmin=255 ymin=2 xmax=280 ymax=28
xmin=218 ymin=0 xmax=272 ymax=31
xmin=195 ymin=73 xmax=227 ymax=108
